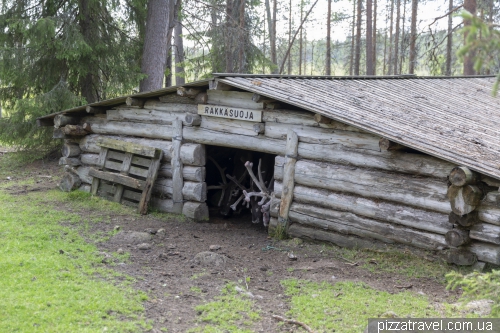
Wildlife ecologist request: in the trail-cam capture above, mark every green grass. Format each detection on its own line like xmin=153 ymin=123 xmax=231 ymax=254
xmin=0 ymin=189 xmax=150 ymax=332
xmin=317 ymin=244 xmax=472 ymax=280
xmin=281 ymin=279 xmax=445 ymax=333
xmin=189 ymin=283 xmax=261 ymax=333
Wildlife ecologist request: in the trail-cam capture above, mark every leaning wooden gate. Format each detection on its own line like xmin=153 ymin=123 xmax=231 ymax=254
xmin=89 ymin=137 xmax=163 ymax=214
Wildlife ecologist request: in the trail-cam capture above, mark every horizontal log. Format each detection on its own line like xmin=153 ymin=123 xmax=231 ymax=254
xmin=252 ymin=93 xmax=275 ymax=103
xmin=58 ymin=172 xmax=81 ymax=192
xmin=59 ymin=157 xmax=81 ymax=166
xmin=447 ymin=185 xmax=483 ymax=215
xmin=209 ymin=79 xmax=233 ymax=91
xmin=274 ymin=182 xmax=451 ymax=235
xmin=200 ymin=116 xmax=264 ymax=136
xmin=445 ymin=228 xmax=470 ymax=247
xmin=79 ymin=134 xmax=205 ymax=166
xmin=54 ymin=114 xmax=80 ymax=128
xmin=313 ymin=114 xmax=332 ymax=124
xmin=107 ymin=108 xmax=201 ymax=126
xmin=158 ymin=164 xmax=205 ymax=182
xmin=81 ymin=119 xmax=452 ymax=179
xmin=80 ymin=153 xmax=99 ymax=165
xmin=470 ymin=223 xmax=500 ymax=245
xmin=288 ymin=202 xmax=448 ymax=250
xmin=265 ymin=123 xmax=380 ymax=151
xmin=288 ymin=223 xmax=387 ymax=250
xmin=142 ymin=100 xmax=198 ymax=113
xmin=449 ymin=166 xmax=480 ymax=186
xmin=444 ymin=249 xmax=478 ymax=266
xmin=153 ymin=178 xmax=207 ymax=202
xmin=62 ymin=125 xmax=88 ymax=136
xmin=275 ymin=157 xmax=450 ymax=213
xmin=262 ymin=109 xmax=364 ymax=132
xmin=207 ymin=90 xmax=263 ymax=110
xmin=150 ymin=198 xmax=209 ymax=220
xmin=84 ymin=118 xmax=174 ymax=140
xmin=477 ymin=204 xmax=500 ymax=226
xmin=466 ymin=242 xmax=500 ymax=265
xmin=448 ymin=211 xmax=480 ymax=228
xmin=88 ymin=168 xmax=145 ymax=190
xmin=484 ymin=191 xmax=500 ymax=207
xmin=61 ymin=143 xmax=81 ymax=158
xmin=53 ymin=128 xmax=66 ymax=139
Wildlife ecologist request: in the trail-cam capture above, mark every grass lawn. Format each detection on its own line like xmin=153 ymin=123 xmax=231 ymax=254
xmin=0 ymin=188 xmax=150 ymax=332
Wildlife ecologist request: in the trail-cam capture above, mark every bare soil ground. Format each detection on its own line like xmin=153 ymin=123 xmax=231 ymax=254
xmin=1 ymin=155 xmax=462 ymax=332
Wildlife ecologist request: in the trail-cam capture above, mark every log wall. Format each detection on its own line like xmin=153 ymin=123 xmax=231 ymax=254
xmin=50 ymin=87 xmax=500 ymax=265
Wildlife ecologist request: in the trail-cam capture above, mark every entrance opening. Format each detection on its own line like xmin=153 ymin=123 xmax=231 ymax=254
xmin=205 ymin=145 xmax=276 ymax=226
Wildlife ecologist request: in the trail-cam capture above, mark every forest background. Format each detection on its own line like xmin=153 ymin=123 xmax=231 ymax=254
xmin=0 ymin=0 xmax=498 ymax=151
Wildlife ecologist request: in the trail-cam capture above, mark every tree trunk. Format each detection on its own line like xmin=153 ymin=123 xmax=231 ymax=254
xmin=174 ymin=2 xmax=185 ymax=85
xmin=265 ymin=0 xmax=275 ymax=71
xmin=140 ymin=0 xmax=171 ymax=92
xmin=326 ymin=0 xmax=332 ymax=75
xmin=78 ymin=0 xmax=98 ymax=103
xmin=383 ymin=4 xmax=388 ymax=74
xmin=225 ymin=0 xmax=234 ymax=73
xmin=354 ymin=0 xmax=362 ymax=75
xmin=299 ymin=0 xmax=304 ymax=75
xmin=445 ymin=0 xmax=453 ymax=75
xmin=372 ymin=0 xmax=377 ymax=74
xmin=272 ymin=0 xmax=277 ymax=73
xmin=409 ymin=0 xmax=418 ymax=74
xmin=399 ymin=0 xmax=406 ymax=73
xmin=366 ymin=0 xmax=373 ymax=75
xmin=237 ymin=0 xmax=247 ymax=72
xmin=388 ymin=0 xmax=394 ymax=75
xmin=350 ymin=0 xmax=356 ymax=75
xmin=463 ymin=0 xmax=476 ymax=75
xmin=288 ymin=0 xmax=292 ymax=74
xmin=393 ymin=0 xmax=400 ymax=75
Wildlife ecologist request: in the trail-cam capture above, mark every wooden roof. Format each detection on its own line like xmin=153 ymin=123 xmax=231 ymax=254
xmin=217 ymin=75 xmax=500 ymax=180
xmin=38 ymin=74 xmax=500 ymax=179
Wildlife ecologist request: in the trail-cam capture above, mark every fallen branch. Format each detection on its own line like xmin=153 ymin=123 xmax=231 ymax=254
xmin=272 ymin=315 xmax=316 ymax=333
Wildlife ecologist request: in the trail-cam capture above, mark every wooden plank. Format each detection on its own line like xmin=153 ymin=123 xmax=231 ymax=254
xmin=113 ymin=152 xmax=134 ymax=203
xmin=89 ymin=168 xmax=145 ymax=190
xmin=107 ymin=150 xmax=151 ymax=168
xmin=138 ymin=151 xmax=163 ymax=214
xmin=91 ymin=147 xmax=109 ymax=196
xmin=96 ymin=137 xmax=161 ymax=158
xmin=59 ymin=157 xmax=81 ymax=166
xmin=198 ymin=104 xmax=263 ymax=122
xmin=279 ymin=130 xmax=298 ymax=226
xmin=207 ymin=90 xmax=263 ymax=110
xmin=200 ymin=116 xmax=264 ymax=136
xmin=171 ymin=119 xmax=184 ymax=214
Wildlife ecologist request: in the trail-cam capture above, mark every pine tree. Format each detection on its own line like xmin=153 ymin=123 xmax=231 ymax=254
xmin=0 ymin=0 xmax=146 ymax=151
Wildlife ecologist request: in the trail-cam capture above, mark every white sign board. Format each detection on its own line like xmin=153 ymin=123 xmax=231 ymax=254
xmin=198 ymin=104 xmax=262 ymax=122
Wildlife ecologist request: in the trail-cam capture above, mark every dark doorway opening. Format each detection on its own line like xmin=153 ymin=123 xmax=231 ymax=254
xmin=205 ymin=145 xmax=275 ymax=227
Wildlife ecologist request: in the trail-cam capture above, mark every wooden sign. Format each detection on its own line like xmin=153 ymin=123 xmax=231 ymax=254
xmin=198 ymin=104 xmax=262 ymax=122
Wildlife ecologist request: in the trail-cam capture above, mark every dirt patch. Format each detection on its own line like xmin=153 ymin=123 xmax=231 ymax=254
xmin=2 ymin=155 xmax=463 ymax=332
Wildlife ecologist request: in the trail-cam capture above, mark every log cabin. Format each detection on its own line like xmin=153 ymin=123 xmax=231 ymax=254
xmin=37 ymin=74 xmax=500 ymax=267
